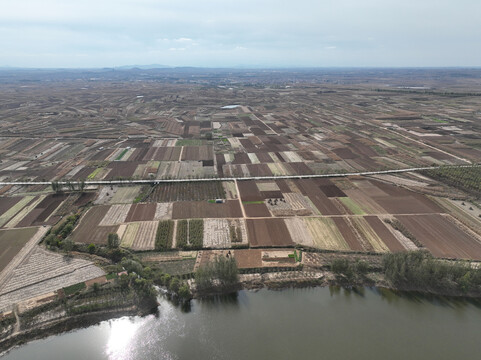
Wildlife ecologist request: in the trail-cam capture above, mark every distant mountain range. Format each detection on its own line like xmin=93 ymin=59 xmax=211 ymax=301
xmin=113 ymin=64 xmax=173 ymax=70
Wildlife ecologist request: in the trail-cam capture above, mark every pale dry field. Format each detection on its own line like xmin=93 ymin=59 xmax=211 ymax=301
xmin=305 ymin=217 xmax=350 ymax=250
xmin=99 ymin=204 xmax=131 ymax=225
xmin=131 ymin=221 xmax=158 ymax=250
xmin=154 ymin=202 xmax=173 ymax=220
xmin=256 ymin=182 xmax=280 ymax=192
xmin=4 ymin=195 xmax=46 ymax=228
xmin=121 ymin=222 xmax=140 ymax=248
xmin=109 ymin=186 xmax=141 ymax=204
xmin=203 ymin=219 xmax=231 ymax=248
xmin=0 ymin=196 xmax=35 ymax=227
xmin=0 ymin=247 xmax=104 ymax=312
xmin=284 ymin=217 xmax=314 ymax=247
xmin=351 ymin=217 xmax=390 ymax=252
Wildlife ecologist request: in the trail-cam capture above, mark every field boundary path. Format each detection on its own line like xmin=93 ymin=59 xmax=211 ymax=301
xmin=234 ymin=179 xmax=247 ymax=219
xmin=0 ymin=226 xmax=50 ymax=291
xmin=0 ymin=165 xmax=479 ymax=187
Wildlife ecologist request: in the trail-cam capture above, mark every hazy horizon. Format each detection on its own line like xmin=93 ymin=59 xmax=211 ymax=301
xmin=2 ymin=0 xmax=481 ymax=68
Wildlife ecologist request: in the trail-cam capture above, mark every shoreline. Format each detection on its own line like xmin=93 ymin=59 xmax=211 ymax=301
xmin=2 ymin=270 xmax=481 ymax=355
xmin=0 ymin=304 xmax=155 ymax=356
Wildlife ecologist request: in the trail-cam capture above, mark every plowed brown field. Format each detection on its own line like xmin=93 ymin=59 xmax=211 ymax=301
xmin=246 ymin=219 xmax=293 ymax=247
xmin=238 ymin=180 xmax=263 ymax=201
xmin=172 ymin=200 xmax=242 ymax=219
xmin=397 ymin=214 xmax=481 ymax=260
xmin=0 ymin=227 xmax=38 ymax=272
xmin=364 ymin=216 xmax=406 ymax=252
xmin=295 ymin=179 xmax=341 ymax=215
xmin=0 ymin=197 xmax=22 ymax=216
xmin=125 ymin=203 xmax=156 ymax=222
xmin=244 ymin=203 xmax=271 ymax=217
xmin=71 ymin=206 xmax=117 ymax=244
xmin=234 ymin=249 xmax=263 ymax=268
xmin=332 ymin=217 xmax=364 ymax=251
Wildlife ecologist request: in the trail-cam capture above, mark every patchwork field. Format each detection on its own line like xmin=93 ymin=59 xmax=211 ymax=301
xmin=1 ymin=69 xmax=481 ymax=311
xmin=4 ymin=195 xmax=46 ymax=229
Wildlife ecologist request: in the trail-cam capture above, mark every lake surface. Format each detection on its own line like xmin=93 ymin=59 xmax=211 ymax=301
xmin=3 ymin=287 xmax=481 ymax=360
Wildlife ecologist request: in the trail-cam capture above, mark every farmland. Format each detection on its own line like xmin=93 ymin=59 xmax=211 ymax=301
xmin=305 ymin=218 xmax=350 ymax=251
xmin=155 ymin=220 xmax=174 ymax=250
xmin=147 ymin=181 xmax=225 ymax=202
xmin=421 ymin=167 xmax=481 ymax=197
xmin=203 ymin=219 xmax=230 ymax=248
xmin=0 ymin=246 xmax=104 ymax=312
xmin=174 ymin=219 xmax=204 ymax=250
xmin=396 ymin=214 xmax=481 ymax=260
xmin=247 ymin=219 xmax=293 ymax=247
xmin=0 ymin=227 xmax=39 ymax=272
xmin=0 ymin=68 xmax=481 ymax=317
xmin=108 ymin=186 xmax=142 ymax=204
xmin=172 ymin=200 xmax=242 ymax=219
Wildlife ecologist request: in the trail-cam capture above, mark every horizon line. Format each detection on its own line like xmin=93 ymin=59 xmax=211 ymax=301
xmin=1 ymin=65 xmax=481 ymax=71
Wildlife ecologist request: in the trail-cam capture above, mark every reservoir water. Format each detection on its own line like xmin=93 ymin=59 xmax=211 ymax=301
xmin=3 ymin=287 xmax=481 ymax=360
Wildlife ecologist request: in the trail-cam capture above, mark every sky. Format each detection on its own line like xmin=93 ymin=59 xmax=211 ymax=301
xmin=1 ymin=0 xmax=480 ymax=68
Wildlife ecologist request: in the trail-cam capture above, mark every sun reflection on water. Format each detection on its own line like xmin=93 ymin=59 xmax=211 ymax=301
xmin=105 ymin=318 xmax=141 ymax=359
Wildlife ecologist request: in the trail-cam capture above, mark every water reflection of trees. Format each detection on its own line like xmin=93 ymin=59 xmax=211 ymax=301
xmin=329 ymin=285 xmax=365 ymax=298
xmin=199 ymin=292 xmax=240 ymax=309
xmin=374 ymin=287 xmax=481 ymax=309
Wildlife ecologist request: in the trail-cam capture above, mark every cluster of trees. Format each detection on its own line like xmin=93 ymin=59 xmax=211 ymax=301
xmin=108 ymin=233 xmax=120 ymax=248
xmin=421 ymin=166 xmax=481 ymax=197
xmin=154 ymin=273 xmax=191 ymax=301
xmin=155 ymin=220 xmax=174 ymax=250
xmin=51 ymin=180 xmax=86 ymax=193
xmin=176 ymin=220 xmax=188 ymax=248
xmin=195 ymin=255 xmax=239 ymax=292
xmin=69 ymin=234 xmax=125 ymax=262
xmin=188 ymin=219 xmax=203 ymax=249
xmin=44 ymin=214 xmax=79 ymax=250
xmin=384 ymin=219 xmax=422 ymax=247
xmin=229 ymin=225 xmax=243 ymax=243
xmin=176 ymin=219 xmax=204 ymax=250
xmin=117 ymin=258 xmax=191 ymax=301
xmin=330 ymin=258 xmax=370 ymax=282
xmin=383 ymin=251 xmax=481 ymax=294
xmin=150 ymin=181 xmax=225 ymax=202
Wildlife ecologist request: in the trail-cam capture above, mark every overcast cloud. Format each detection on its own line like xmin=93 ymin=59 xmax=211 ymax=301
xmin=1 ymin=0 xmax=480 ymax=68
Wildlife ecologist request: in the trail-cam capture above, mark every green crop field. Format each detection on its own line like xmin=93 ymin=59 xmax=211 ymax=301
xmin=340 ymin=197 xmax=366 ymax=215
xmin=155 ymin=220 xmax=174 ymax=251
